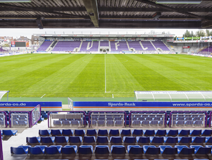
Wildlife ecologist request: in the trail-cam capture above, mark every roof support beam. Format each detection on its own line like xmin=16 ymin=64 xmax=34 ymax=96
xmin=82 ymin=0 xmax=99 ymax=27
xmin=0 ymin=4 xmax=85 ymax=19
xmin=36 ymin=17 xmax=43 ymax=29
xmin=135 ymin=0 xmax=204 ymax=19
xmin=201 ymin=20 xmax=212 ymax=28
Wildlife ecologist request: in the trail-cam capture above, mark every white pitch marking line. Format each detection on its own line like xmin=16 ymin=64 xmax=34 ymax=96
xmin=41 ymin=94 xmax=46 ymax=98
xmin=105 ymin=54 xmax=107 ymax=93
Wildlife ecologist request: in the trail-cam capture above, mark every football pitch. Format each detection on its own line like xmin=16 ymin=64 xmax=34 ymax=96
xmin=0 ymin=54 xmax=212 ymax=101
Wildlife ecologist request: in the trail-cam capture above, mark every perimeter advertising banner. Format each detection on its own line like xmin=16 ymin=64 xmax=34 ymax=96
xmin=0 ymin=101 xmax=62 ymax=111
xmin=73 ymin=101 xmax=212 ymax=111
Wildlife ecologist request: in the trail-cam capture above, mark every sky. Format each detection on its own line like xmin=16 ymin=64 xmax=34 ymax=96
xmin=0 ymin=28 xmax=207 ymax=38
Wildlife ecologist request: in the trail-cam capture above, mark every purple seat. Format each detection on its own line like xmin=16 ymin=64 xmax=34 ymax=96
xmin=98 ymin=120 xmax=105 ymax=126
xmin=115 ymin=120 xmax=123 ymax=126
xmin=106 ymin=120 xmax=114 ymax=126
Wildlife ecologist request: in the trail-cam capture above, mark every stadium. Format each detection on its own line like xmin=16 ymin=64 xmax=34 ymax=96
xmin=1 ymin=0 xmax=212 ymax=160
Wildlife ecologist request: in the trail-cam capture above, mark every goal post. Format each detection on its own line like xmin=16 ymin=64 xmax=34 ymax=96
xmin=0 ymin=91 xmax=9 ymax=101
xmin=68 ymin=98 xmax=73 ymax=110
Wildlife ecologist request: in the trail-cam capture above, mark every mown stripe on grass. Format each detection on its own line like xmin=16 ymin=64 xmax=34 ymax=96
xmin=116 ymin=54 xmax=183 ymax=91
xmin=0 ymin=54 xmax=78 ymax=97
xmin=133 ymin=54 xmax=212 ymax=91
xmin=67 ymin=54 xmax=105 ymax=95
xmin=22 ymin=54 xmax=94 ymax=97
xmin=106 ymin=54 xmax=145 ymax=93
xmin=0 ymin=54 xmax=58 ymax=73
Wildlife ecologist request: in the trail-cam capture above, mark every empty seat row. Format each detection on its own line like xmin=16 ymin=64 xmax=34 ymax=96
xmin=11 ymin=144 xmax=212 ymax=155
xmin=27 ymin=136 xmax=212 ymax=145
xmin=39 ymin=129 xmax=212 ymax=137
xmin=1 ymin=130 xmax=17 ymax=136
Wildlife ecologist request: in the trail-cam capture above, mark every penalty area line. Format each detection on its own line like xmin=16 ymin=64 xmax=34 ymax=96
xmin=41 ymin=94 xmax=46 ymax=98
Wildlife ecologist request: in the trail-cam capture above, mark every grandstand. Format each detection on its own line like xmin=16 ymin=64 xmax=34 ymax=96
xmin=35 ymin=32 xmax=174 ymax=54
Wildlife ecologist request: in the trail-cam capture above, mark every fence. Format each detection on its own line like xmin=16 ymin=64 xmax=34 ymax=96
xmin=89 ymin=111 xmax=126 ymax=128
xmin=0 ymin=130 xmax=3 ymax=160
xmin=130 ymin=111 xmax=166 ymax=128
xmin=30 ymin=105 xmax=41 ymax=127
xmin=48 ymin=111 xmax=86 ymax=128
xmin=0 ymin=112 xmax=7 ymax=128
xmin=9 ymin=111 xmax=30 ymax=128
xmin=170 ymin=111 xmax=207 ymax=128
xmin=9 ymin=104 xmax=41 ymax=128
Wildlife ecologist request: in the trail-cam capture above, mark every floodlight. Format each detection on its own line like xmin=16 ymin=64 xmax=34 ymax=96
xmin=0 ymin=0 xmax=31 ymax=2
xmin=156 ymin=0 xmax=202 ymax=4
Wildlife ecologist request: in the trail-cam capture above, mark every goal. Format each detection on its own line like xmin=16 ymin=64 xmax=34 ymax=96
xmin=68 ymin=98 xmax=74 ymax=110
xmin=0 ymin=91 xmax=9 ymax=101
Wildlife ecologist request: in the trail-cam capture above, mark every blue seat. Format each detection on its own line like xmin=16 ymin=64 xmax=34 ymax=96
xmin=45 ymin=145 xmax=62 ymax=154
xmin=150 ymin=137 xmax=164 ymax=144
xmin=137 ymin=137 xmax=150 ymax=144
xmin=193 ymin=159 xmax=209 ymax=160
xmin=127 ymin=145 xmax=143 ymax=154
xmin=179 ymin=130 xmax=190 ymax=136
xmin=55 ymin=136 xmax=69 ymax=144
xmin=3 ymin=130 xmax=17 ymax=136
xmin=41 ymin=137 xmax=55 ymax=144
xmin=11 ymin=146 xmax=29 ymax=154
xmin=97 ymin=136 xmax=108 ymax=144
xmin=98 ymin=129 xmax=108 ymax=136
xmin=27 ymin=137 xmax=41 ymax=144
xmin=205 ymin=137 xmax=212 ymax=144
xmin=192 ymin=137 xmax=205 ymax=144
xmin=202 ymin=130 xmax=212 ymax=136
xmin=29 ymin=145 xmax=46 ymax=154
xmin=78 ymin=145 xmax=93 ymax=154
xmin=39 ymin=130 xmax=51 ymax=136
xmin=190 ymin=130 xmax=201 ymax=136
xmin=111 ymin=145 xmax=126 ymax=154
xmin=164 ymin=137 xmax=178 ymax=144
xmin=166 ymin=130 xmax=178 ymax=137
xmin=205 ymin=145 xmax=212 ymax=154
xmin=110 ymin=136 xmax=122 ymax=144
xmin=143 ymin=145 xmax=160 ymax=154
xmin=175 ymin=145 xmax=194 ymax=154
xmin=74 ymin=129 xmax=85 ymax=137
xmin=123 ymin=136 xmax=136 ymax=144
xmin=62 ymin=129 xmax=73 ymax=136
xmin=87 ymin=129 xmax=97 ymax=136
xmin=94 ymin=145 xmax=110 ymax=154
xmin=190 ymin=145 xmax=211 ymax=154
xmin=51 ymin=129 xmax=62 ymax=136
xmin=121 ymin=129 xmax=131 ymax=136
xmin=159 ymin=145 xmax=177 ymax=155
xmin=144 ymin=130 xmax=155 ymax=136
xmin=155 ymin=130 xmax=166 ymax=136
xmin=69 ymin=136 xmax=82 ymax=144
xmin=109 ymin=129 xmax=119 ymax=136
xmin=61 ymin=145 xmax=77 ymax=154
xmin=132 ymin=129 xmax=143 ymax=136
xmin=83 ymin=136 xmax=96 ymax=143
xmin=178 ymin=137 xmax=191 ymax=144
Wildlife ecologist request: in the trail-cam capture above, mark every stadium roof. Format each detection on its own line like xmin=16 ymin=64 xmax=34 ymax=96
xmin=0 ymin=0 xmax=212 ymax=29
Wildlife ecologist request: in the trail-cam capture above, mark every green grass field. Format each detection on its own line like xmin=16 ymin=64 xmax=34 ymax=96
xmin=0 ymin=54 xmax=212 ymax=101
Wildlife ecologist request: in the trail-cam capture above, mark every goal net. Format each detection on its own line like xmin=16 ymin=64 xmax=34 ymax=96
xmin=68 ymin=98 xmax=73 ymax=110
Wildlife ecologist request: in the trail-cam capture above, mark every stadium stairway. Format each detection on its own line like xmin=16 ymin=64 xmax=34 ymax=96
xmin=2 ymin=120 xmax=48 ymax=160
